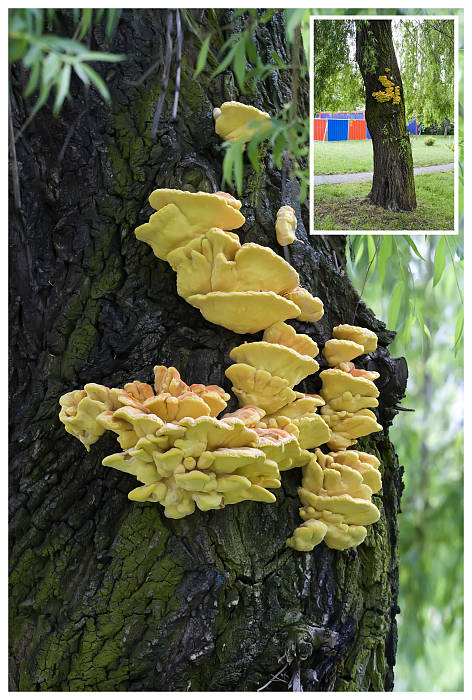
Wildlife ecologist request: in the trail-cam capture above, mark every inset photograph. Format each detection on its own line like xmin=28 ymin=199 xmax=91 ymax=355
xmin=311 ymin=17 xmax=457 ymax=233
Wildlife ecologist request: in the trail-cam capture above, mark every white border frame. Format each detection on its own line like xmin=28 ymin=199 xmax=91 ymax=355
xmin=309 ymin=14 xmax=459 ymax=236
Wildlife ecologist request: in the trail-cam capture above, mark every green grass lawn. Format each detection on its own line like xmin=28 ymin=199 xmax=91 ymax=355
xmin=314 ymin=171 xmax=454 ymax=231
xmin=314 ymin=135 xmax=454 ymax=175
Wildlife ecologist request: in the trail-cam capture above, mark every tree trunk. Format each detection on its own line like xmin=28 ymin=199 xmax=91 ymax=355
xmin=9 ymin=9 xmax=407 ymax=691
xmin=356 ymin=20 xmax=416 ymax=211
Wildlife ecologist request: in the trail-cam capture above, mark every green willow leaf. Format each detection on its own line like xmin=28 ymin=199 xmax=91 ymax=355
xmin=388 ymin=281 xmax=404 ymax=330
xmin=78 ymin=8 xmax=93 ymax=40
xmin=24 ymin=61 xmax=41 ymax=96
xmin=433 ymin=236 xmax=446 ymax=286
xmin=53 ymin=63 xmax=71 ymax=115
xmin=378 ymin=235 xmax=392 ymax=286
xmin=80 ymin=63 xmax=110 ymax=101
xmin=194 ymin=35 xmax=211 ymax=78
xmin=454 ymin=307 xmax=464 ymax=353
xmin=403 ymin=234 xmax=426 ymax=260
xmin=233 ymin=39 xmax=247 ymax=89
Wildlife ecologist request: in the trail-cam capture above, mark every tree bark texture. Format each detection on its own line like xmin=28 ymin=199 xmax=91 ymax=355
xmin=356 ymin=20 xmax=417 ymax=211
xmin=9 ymin=10 xmax=407 ymax=691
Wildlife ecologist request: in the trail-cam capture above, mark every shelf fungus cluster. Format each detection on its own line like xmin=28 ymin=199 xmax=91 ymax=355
xmin=226 ymin=321 xmax=330 ymax=452
xmin=135 ymin=187 xmax=323 ymax=334
xmin=59 ymin=101 xmax=387 ymax=552
xmin=59 ymin=366 xmax=307 ymax=518
xmin=372 ymin=73 xmax=401 ymax=104
xmin=286 ymin=448 xmax=382 ymax=551
xmin=319 ymin=325 xmax=382 ymax=451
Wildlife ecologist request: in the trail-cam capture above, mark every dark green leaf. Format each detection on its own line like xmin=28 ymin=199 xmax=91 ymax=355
xmin=210 ymin=44 xmax=237 ymax=79
xmin=233 ymin=39 xmax=247 ymax=89
xmin=24 ymin=61 xmax=41 ymax=97
xmin=245 ymin=38 xmax=258 ymax=65
xmin=78 ymin=9 xmax=93 ymax=40
xmin=194 ymin=35 xmax=211 ymax=78
xmin=105 ymin=9 xmax=121 ymax=40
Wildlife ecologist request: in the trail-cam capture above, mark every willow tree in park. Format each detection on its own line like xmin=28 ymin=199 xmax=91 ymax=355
xmin=356 ymin=20 xmax=416 ymax=211
xmin=9 ymin=9 xmax=407 ymax=691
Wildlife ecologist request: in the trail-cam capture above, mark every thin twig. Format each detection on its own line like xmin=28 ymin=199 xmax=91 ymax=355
xmin=57 ymin=107 xmax=87 ymax=164
xmin=256 ymin=663 xmax=288 ymax=692
xmin=8 ymin=94 xmax=22 ymax=211
xmin=172 ymin=9 xmax=182 ymax=120
xmin=126 ymin=58 xmax=162 ymax=87
xmin=151 ymin=10 xmax=174 ymax=139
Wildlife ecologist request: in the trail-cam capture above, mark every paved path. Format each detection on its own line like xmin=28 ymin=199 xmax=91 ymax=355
xmin=314 ymin=161 xmax=454 ymax=185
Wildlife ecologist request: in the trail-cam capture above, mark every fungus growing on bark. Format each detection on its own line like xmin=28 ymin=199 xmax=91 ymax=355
xmin=323 ymin=338 xmax=365 ymax=366
xmin=230 ymin=342 xmax=319 ymax=388
xmin=227 ymin=322 xmax=321 ymax=419
xmin=59 ymin=366 xmax=312 ymax=517
xmin=275 ymin=205 xmax=297 ymax=246
xmin=213 ymin=101 xmax=271 ymax=142
xmin=102 ymin=414 xmax=290 ymax=517
xmin=319 ymin=326 xmax=382 ymax=450
xmin=332 ymin=324 xmax=378 ymax=354
xmin=286 ymin=448 xmax=382 ymax=551
xmin=187 ymin=291 xmax=301 ymax=334
xmin=135 ymin=189 xmax=245 ymax=261
xmin=283 ymin=287 xmax=324 ymax=322
xmin=263 ymin=321 xmax=318 ymax=358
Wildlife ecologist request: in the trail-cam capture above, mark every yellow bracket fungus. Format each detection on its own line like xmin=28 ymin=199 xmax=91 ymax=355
xmin=372 ymin=73 xmax=401 ymax=104
xmin=286 ymin=447 xmax=382 ymax=551
xmin=60 ymin=101 xmax=388 ymax=549
xmin=230 ymin=342 xmax=319 ymax=388
xmin=263 ymin=321 xmax=318 ymax=358
xmin=276 ymin=205 xmax=297 ymax=246
xmin=135 ymin=189 xmax=245 ymax=261
xmin=283 ymin=287 xmax=324 ymax=322
xmin=319 ymin=326 xmax=382 ymax=450
xmin=323 ymin=338 xmax=365 ymax=366
xmin=332 ymin=324 xmax=378 ymax=354
xmin=213 ymin=101 xmax=271 ymax=143
xmin=188 ymin=291 xmax=300 ymax=334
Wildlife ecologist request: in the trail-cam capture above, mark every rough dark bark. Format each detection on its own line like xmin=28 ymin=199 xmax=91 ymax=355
xmin=356 ymin=20 xmax=416 ymax=211
xmin=9 ymin=10 xmax=407 ymax=691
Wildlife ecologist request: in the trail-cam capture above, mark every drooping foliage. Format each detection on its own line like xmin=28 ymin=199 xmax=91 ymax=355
xmin=313 ymin=20 xmax=363 ymax=113
xmin=398 ymin=19 xmax=455 ymax=127
xmin=347 ymin=233 xmax=464 ymax=691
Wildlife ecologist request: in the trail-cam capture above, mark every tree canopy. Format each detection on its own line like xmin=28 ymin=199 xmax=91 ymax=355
xmin=398 ymin=19 xmax=454 ymax=126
